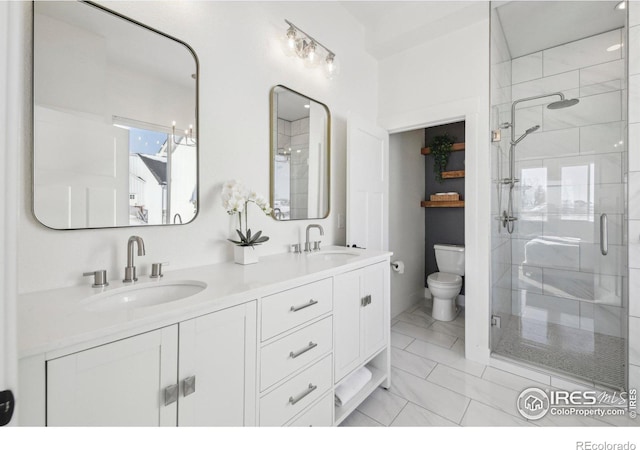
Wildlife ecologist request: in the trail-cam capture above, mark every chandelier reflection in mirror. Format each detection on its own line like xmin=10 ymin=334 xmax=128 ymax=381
xmin=284 ymin=19 xmax=338 ymax=79
xmin=172 ymin=121 xmax=196 ymax=147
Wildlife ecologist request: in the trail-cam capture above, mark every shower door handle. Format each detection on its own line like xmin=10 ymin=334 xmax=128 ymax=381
xmin=600 ymin=214 xmax=608 ymax=256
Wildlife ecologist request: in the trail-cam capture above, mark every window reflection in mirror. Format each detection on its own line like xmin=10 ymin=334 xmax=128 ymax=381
xmin=32 ymin=1 xmax=198 ymax=229
xmin=270 ymin=86 xmax=330 ymax=221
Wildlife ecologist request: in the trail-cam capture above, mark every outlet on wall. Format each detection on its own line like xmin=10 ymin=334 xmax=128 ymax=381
xmin=338 ymin=214 xmax=345 ymax=229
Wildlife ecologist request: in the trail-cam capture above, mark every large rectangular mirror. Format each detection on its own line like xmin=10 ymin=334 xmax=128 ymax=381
xmin=33 ymin=1 xmax=198 ymax=229
xmin=270 ymin=85 xmax=330 ymax=221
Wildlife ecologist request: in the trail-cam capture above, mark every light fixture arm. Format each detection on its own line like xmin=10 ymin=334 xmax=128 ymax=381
xmin=284 ymin=19 xmax=335 ymax=60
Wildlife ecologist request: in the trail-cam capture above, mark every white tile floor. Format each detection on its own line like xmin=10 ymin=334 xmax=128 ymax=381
xmin=340 ymin=302 xmax=638 ymax=427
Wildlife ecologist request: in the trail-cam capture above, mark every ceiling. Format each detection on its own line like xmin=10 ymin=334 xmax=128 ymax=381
xmin=340 ymin=1 xmax=487 ymax=60
xmin=496 ymin=1 xmax=625 ymax=58
xmin=340 ymin=1 xmax=626 ymax=61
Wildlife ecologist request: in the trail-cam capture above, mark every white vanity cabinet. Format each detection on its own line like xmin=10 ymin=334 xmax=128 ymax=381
xmin=334 ymin=262 xmax=388 ymax=383
xmin=19 ymin=248 xmax=392 ymax=427
xmin=47 ymin=325 xmax=179 ymax=426
xmin=257 ymin=278 xmax=334 ymax=426
xmin=46 ymin=301 xmax=256 ymax=426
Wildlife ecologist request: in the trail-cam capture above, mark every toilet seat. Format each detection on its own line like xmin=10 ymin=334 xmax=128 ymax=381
xmin=427 ymin=272 xmax=462 ymax=287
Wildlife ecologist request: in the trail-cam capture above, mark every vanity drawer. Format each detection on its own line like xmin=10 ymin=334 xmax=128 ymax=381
xmin=261 ymin=278 xmax=332 ymax=340
xmin=260 ymin=316 xmax=332 ymax=391
xmin=288 ymin=392 xmax=333 ymax=427
xmin=259 ymin=354 xmax=332 ymax=426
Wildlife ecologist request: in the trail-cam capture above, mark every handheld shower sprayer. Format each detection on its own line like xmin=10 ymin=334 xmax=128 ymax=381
xmin=513 ymin=125 xmax=541 ymax=145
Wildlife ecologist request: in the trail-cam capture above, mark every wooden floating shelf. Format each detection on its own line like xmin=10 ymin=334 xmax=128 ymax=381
xmin=421 ymin=142 xmax=465 ymax=155
xmin=441 ymin=170 xmax=465 ymax=179
xmin=421 ymin=200 xmax=465 ymax=208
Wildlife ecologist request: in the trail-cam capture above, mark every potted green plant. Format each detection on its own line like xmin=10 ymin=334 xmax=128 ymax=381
xmin=429 ymin=133 xmax=455 ymax=183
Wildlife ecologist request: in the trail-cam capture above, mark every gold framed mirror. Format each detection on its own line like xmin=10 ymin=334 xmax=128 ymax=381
xmin=269 ymin=85 xmax=330 ymax=221
xmin=33 ymin=1 xmax=198 ymax=229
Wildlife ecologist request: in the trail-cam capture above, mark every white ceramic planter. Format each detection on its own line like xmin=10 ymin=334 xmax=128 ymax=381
xmin=234 ymin=246 xmax=258 ymax=265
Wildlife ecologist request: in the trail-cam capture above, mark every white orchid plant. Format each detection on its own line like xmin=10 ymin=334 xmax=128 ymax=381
xmin=222 ymin=180 xmax=272 ymax=247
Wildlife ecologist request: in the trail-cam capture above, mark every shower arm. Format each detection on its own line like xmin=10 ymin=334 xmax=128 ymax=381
xmin=510 ymin=92 xmax=564 ymax=144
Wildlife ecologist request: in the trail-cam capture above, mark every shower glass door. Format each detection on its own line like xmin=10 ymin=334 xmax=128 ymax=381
xmin=490 ymin=1 xmax=627 ymax=390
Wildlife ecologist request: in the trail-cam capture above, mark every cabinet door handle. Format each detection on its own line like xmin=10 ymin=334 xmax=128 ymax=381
xmin=290 ymin=299 xmax=318 ymax=312
xmin=361 ymin=295 xmax=371 ymax=307
xmin=183 ymin=375 xmax=196 ymax=397
xmin=288 ymin=383 xmax=317 ymax=405
xmin=164 ymin=384 xmax=178 ymax=406
xmin=367 ymin=294 xmax=372 ymax=305
xmin=289 ymin=341 xmax=318 ymax=359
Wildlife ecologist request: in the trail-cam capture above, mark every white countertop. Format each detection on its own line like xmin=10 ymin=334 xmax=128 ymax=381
xmin=18 ymin=246 xmax=392 ymax=359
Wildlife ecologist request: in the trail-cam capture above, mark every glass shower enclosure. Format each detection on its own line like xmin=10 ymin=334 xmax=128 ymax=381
xmin=490 ymin=1 xmax=628 ymax=389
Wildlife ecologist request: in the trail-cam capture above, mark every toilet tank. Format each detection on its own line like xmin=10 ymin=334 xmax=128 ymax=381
xmin=434 ymin=244 xmax=465 ymax=275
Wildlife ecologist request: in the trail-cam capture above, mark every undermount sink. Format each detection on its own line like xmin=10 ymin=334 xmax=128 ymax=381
xmin=82 ymin=280 xmax=207 ymax=312
xmin=306 ymin=249 xmax=360 ymax=262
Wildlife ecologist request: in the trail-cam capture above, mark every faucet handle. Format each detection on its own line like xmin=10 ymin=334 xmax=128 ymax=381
xmin=83 ymin=270 xmax=109 ymax=288
xmin=313 ymin=241 xmax=322 ymax=251
xmin=290 ymin=244 xmax=302 ymax=254
xmin=150 ymin=262 xmax=169 ymax=279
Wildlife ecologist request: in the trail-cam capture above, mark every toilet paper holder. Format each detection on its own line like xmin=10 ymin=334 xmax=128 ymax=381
xmin=390 ymin=261 xmax=404 ymax=274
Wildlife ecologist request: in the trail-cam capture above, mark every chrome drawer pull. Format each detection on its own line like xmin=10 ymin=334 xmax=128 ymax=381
xmin=289 ymin=341 xmax=318 ymax=359
xmin=164 ymin=384 xmax=178 ymax=406
xmin=290 ymin=299 xmax=318 ymax=312
xmin=289 ymin=383 xmax=317 ymax=405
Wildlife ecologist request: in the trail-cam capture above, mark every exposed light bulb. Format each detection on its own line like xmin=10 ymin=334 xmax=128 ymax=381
xmin=324 ymin=54 xmax=339 ymax=79
xmin=304 ymin=104 xmax=310 ymax=109
xmin=615 ymin=1 xmax=626 ymax=10
xmin=286 ymin=26 xmax=296 ymax=50
xmin=307 ymin=41 xmax=316 ymax=62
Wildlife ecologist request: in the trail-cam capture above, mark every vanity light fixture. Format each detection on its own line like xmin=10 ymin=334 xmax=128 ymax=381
xmin=284 ymin=19 xmax=338 ymax=79
xmin=171 ymin=121 xmax=196 ymax=147
xmin=615 ymin=1 xmax=626 ymax=10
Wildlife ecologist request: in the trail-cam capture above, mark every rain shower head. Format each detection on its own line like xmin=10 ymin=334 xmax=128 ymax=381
xmin=547 ymin=98 xmax=580 ymax=109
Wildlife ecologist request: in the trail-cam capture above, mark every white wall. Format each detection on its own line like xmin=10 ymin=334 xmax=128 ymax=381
xmin=388 ymin=130 xmax=425 ymax=318
xmin=1 ymin=0 xmax=23 ymax=425
xmin=378 ymin=12 xmax=492 ymax=364
xmin=17 ymin=1 xmax=379 ymax=293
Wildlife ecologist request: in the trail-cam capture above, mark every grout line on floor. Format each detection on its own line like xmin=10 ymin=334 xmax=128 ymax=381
xmin=458 ymin=398 xmax=472 ymax=425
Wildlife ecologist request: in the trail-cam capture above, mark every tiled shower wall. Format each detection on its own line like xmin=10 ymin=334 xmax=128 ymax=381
xmin=490 ymin=8 xmax=512 ymax=345
xmin=506 ymin=28 xmax=627 ymax=342
xmin=628 ymin=2 xmax=640 ymax=390
xmin=276 ymin=117 xmax=310 ymax=219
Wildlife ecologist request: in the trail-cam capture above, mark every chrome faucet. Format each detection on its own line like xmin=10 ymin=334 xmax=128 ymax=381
xmin=305 ymin=224 xmax=324 ymax=252
xmin=123 ymin=236 xmax=146 ymax=283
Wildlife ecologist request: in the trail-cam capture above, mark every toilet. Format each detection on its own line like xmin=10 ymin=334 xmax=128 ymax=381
xmin=427 ymin=244 xmax=465 ymax=322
